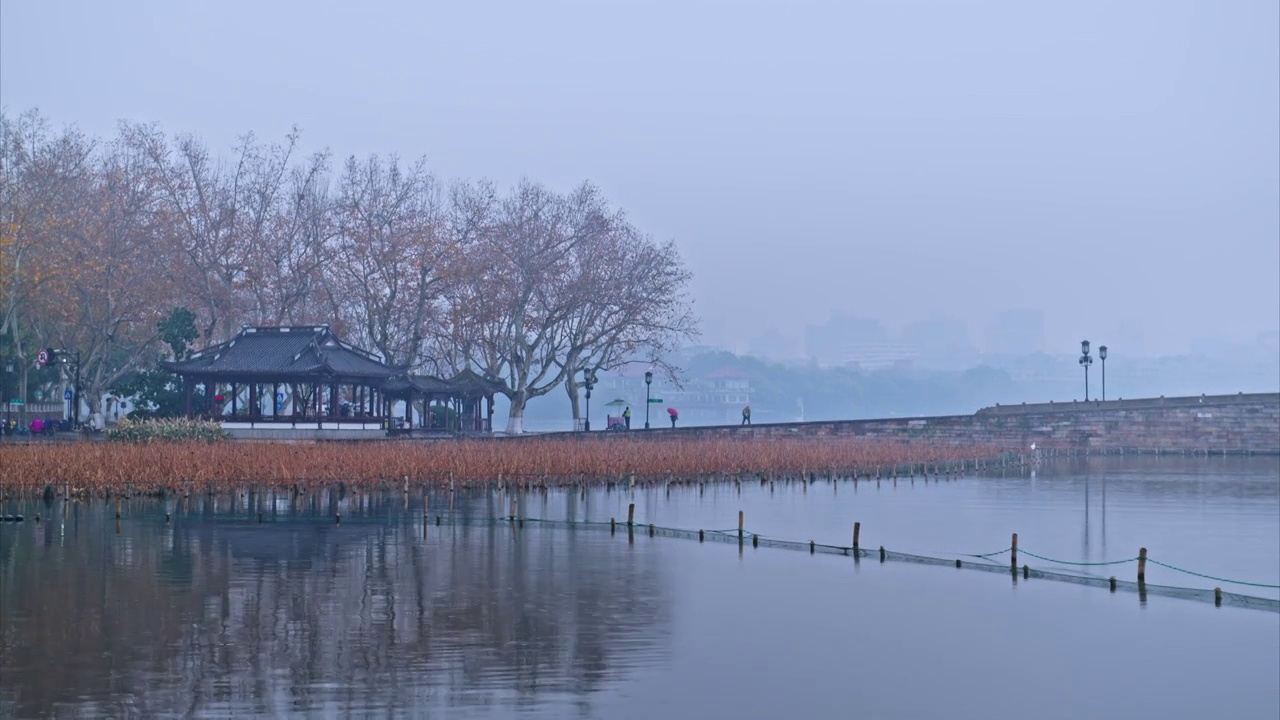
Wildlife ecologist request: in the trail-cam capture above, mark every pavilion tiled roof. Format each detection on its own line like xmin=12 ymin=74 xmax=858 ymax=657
xmin=161 ymin=325 xmax=400 ymax=381
xmin=447 ymin=368 xmax=507 ymax=395
xmin=383 ymin=374 xmax=457 ymax=395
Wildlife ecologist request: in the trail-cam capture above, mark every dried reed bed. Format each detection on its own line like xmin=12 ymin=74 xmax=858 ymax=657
xmin=0 ymin=436 xmax=1014 ymax=497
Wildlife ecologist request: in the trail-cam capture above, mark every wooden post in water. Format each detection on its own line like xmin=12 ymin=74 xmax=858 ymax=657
xmin=879 ymin=546 xmax=886 ymax=563
xmin=1214 ymin=587 xmax=1222 ymax=607
xmin=1137 ymin=547 xmax=1147 ymax=583
xmin=610 ymin=517 xmax=616 ymax=534
xmin=509 ymin=499 xmax=517 ymax=521
xmin=649 ymin=523 xmax=655 ymax=537
xmin=1109 ymin=576 xmax=1117 ymax=592
xmin=627 ymin=503 xmax=635 ymax=526
xmin=853 ymin=522 xmax=861 ymax=552
xmin=115 ymin=499 xmax=121 ymax=520
xmin=1023 ymin=564 xmax=1029 ymax=580
xmin=753 ymin=534 xmax=759 ymax=548
xmin=699 ymin=529 xmax=705 ymax=542
xmin=423 ymin=494 xmax=428 ymax=523
xmin=738 ymin=510 xmax=744 ymax=540
xmin=1010 ymin=533 xmax=1018 ymax=569
xmin=810 ymin=540 xmax=815 ymax=554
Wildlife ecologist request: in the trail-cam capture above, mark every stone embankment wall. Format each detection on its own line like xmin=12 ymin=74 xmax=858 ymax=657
xmin=587 ymin=393 xmax=1280 ymax=454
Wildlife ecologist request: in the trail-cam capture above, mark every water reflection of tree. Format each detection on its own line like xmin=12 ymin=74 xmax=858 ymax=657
xmin=0 ymin=495 xmax=671 ymax=717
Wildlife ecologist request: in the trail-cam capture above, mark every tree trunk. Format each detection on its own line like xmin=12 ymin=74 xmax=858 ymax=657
xmin=565 ymin=375 xmax=582 ymax=421
xmin=505 ymin=391 xmax=527 ymax=434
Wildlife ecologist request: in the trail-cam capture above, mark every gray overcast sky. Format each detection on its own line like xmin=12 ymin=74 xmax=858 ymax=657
xmin=2 ymin=0 xmax=1277 ymax=357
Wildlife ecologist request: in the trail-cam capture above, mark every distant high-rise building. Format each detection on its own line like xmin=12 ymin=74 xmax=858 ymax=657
xmin=805 ymin=314 xmax=888 ymax=366
xmin=984 ymin=309 xmax=1045 ymax=356
xmin=747 ymin=328 xmax=796 ymax=361
xmin=901 ymin=314 xmax=977 ymax=368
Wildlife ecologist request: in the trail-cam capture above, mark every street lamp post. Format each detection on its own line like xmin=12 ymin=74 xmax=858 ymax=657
xmin=584 ymin=372 xmax=596 ymax=431
xmin=1098 ymin=346 xmax=1108 ymax=402
xmin=72 ymin=351 xmax=81 ymax=429
xmin=644 ymin=370 xmax=653 ymax=429
xmin=1079 ymin=340 xmax=1093 ymax=401
xmin=3 ymin=360 xmax=11 ymax=436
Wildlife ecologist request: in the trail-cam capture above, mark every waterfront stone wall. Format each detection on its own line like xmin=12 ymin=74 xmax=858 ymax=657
xmin=576 ymin=393 xmax=1280 ymax=454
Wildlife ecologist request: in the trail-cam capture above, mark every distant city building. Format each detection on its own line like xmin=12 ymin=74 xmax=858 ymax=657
xmin=747 ymin=328 xmax=796 ymax=362
xmin=838 ymin=343 xmax=917 ymax=371
xmin=805 ymin=314 xmax=889 ymax=367
xmin=900 ymin=315 xmax=978 ymax=369
xmin=596 ymin=364 xmax=752 ymax=426
xmin=663 ymin=367 xmax=752 ymax=425
xmin=984 ymin=309 xmax=1045 ymax=356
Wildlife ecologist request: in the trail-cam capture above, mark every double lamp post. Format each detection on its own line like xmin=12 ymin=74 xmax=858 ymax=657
xmin=1078 ymin=340 xmax=1108 ymax=401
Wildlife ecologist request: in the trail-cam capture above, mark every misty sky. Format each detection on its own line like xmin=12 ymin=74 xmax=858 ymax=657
xmin=2 ymin=0 xmax=1277 ymax=358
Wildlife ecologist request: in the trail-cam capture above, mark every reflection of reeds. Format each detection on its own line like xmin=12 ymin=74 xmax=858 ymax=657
xmin=0 ymin=438 xmax=1014 ymax=497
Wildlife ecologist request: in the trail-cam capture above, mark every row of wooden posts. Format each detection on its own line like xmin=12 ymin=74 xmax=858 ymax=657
xmin=78 ymin=489 xmax=1228 ymax=609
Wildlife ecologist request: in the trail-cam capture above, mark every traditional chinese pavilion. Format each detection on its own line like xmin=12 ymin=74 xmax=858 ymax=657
xmin=161 ymin=325 xmax=502 ymax=439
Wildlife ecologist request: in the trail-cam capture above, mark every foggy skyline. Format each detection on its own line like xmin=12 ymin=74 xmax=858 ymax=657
xmin=3 ymin=0 xmax=1277 ymax=358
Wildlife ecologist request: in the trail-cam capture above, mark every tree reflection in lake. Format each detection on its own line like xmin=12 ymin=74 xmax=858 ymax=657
xmin=0 ymin=492 xmax=670 ymax=718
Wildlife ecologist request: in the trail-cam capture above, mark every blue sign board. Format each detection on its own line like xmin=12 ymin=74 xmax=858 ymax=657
xmin=64 ymin=389 xmax=73 ymax=401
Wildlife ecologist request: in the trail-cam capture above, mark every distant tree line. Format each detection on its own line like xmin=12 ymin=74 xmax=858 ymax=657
xmin=0 ymin=109 xmax=697 ymax=431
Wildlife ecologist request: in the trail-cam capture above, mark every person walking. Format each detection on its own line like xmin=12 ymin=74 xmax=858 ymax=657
xmin=623 ymin=406 xmax=631 ymax=429
xmin=667 ymin=407 xmax=678 ymax=428
xmin=742 ymin=404 xmax=751 ymax=425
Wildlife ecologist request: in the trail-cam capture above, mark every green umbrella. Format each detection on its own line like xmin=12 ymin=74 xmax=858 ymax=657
xmin=604 ymin=398 xmax=629 ymax=407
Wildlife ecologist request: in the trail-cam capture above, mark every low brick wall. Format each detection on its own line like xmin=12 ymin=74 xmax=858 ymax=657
xmin=554 ymin=393 xmax=1280 ymax=454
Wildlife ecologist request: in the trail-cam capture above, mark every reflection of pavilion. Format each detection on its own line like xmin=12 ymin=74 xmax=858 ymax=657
xmin=0 ymin=498 xmax=673 ymax=716
xmin=162 ymin=325 xmax=503 ymax=438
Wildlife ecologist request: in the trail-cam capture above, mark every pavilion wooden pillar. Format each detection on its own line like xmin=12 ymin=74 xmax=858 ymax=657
xmin=231 ymin=383 xmax=238 ymax=416
xmin=486 ymin=394 xmax=494 ymax=433
xmin=184 ymin=377 xmax=194 ymax=418
xmin=272 ymin=383 xmax=279 ymax=419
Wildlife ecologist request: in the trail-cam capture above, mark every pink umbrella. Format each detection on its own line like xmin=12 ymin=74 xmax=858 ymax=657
xmin=666 ymin=407 xmax=677 ymax=417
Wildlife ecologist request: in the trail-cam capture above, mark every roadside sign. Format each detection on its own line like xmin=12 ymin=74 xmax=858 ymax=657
xmin=33 ymin=390 xmax=43 ymax=400
xmin=648 ymin=398 xmax=663 ymax=403
xmin=64 ymin=389 xmax=73 ymax=401
xmin=8 ymin=399 xmax=23 ymax=405
xmin=36 ymin=349 xmax=49 ymax=365
xmin=277 ymin=392 xmax=285 ymax=401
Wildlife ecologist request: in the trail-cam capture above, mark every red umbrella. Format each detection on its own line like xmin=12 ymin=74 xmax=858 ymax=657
xmin=666 ymin=407 xmax=677 ymax=416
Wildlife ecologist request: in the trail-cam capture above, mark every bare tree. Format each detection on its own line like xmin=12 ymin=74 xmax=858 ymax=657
xmin=129 ymin=125 xmax=305 ymax=345
xmin=0 ymin=110 xmax=95 ymax=425
xmin=27 ymin=129 xmax=177 ymax=417
xmin=327 ymin=155 xmax=447 ymax=368
xmin=242 ymin=151 xmax=335 ymax=325
xmin=441 ymin=180 xmax=620 ymax=433
xmin=560 ymin=217 xmax=698 ymax=421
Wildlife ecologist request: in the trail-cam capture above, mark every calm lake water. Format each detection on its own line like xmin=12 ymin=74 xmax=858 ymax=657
xmin=2 ymin=456 xmax=1277 ymax=719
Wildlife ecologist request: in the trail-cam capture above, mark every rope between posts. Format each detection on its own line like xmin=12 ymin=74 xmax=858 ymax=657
xmin=1018 ymin=550 xmax=1139 ymax=567
xmin=1145 ymin=558 xmax=1280 ymax=589
xmin=967 ymin=548 xmax=1013 ymax=560
xmin=131 ymin=507 xmax=1280 ymax=597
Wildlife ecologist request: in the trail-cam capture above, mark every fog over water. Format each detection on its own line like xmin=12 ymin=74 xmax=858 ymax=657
xmin=3 ymin=0 xmax=1277 ymax=360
